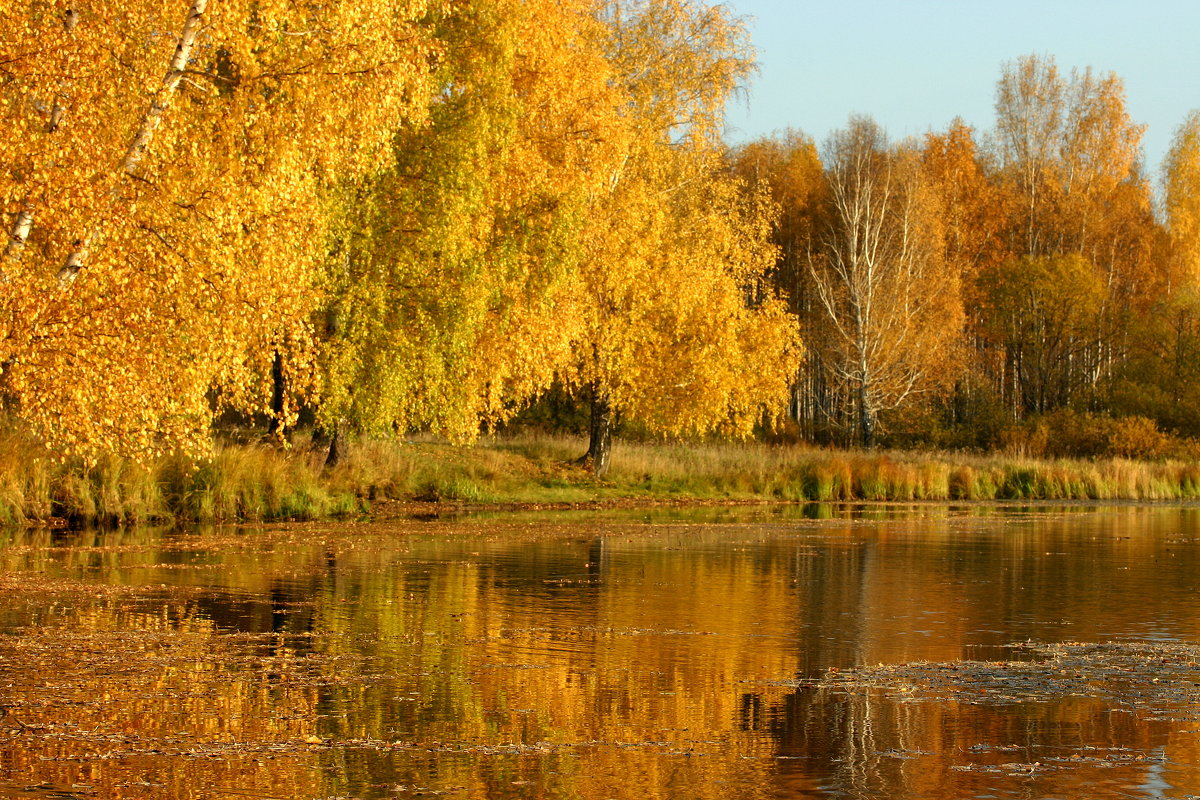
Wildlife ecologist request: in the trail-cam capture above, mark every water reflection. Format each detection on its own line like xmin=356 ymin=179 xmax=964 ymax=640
xmin=0 ymin=507 xmax=1199 ymax=798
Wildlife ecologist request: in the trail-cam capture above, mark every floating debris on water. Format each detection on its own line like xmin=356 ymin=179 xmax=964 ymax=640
xmin=788 ymin=640 xmax=1200 ymax=718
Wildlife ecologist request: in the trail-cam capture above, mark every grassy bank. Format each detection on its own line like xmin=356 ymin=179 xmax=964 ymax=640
xmin=4 ymin=431 xmax=1200 ymax=526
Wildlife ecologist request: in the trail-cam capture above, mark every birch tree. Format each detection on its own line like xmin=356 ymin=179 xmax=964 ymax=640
xmin=992 ymin=55 xmax=1149 ymax=269
xmin=0 ymin=0 xmax=437 ymax=457
xmin=989 ymin=55 xmax=1155 ymax=413
xmin=315 ymin=0 xmax=621 ymax=460
xmin=978 ymin=254 xmax=1105 ymax=414
xmin=809 ymin=117 xmax=961 ymax=447
xmin=1108 ymin=111 xmax=1200 ymax=434
xmin=993 ymin=54 xmax=1066 ymax=258
xmin=564 ymin=0 xmax=800 ymax=476
xmin=1164 ymin=111 xmax=1200 ymax=290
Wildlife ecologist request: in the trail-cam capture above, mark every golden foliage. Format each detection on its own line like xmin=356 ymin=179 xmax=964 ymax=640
xmin=1165 ymin=111 xmax=1200 ymax=289
xmin=564 ymin=0 xmax=801 ymax=441
xmin=0 ymin=0 xmax=438 ymax=457
xmin=317 ymin=0 xmax=621 ymax=442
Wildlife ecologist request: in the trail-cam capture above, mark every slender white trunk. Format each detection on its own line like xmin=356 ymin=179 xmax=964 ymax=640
xmin=3 ymin=9 xmax=80 ymax=278
xmin=59 ymin=0 xmax=209 ymax=283
xmin=121 ymin=0 xmax=208 ymax=176
xmin=57 ymin=237 xmax=89 ymax=283
xmin=2 ymin=209 xmax=33 ymax=272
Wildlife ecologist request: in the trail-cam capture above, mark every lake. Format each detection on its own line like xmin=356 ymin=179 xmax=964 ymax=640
xmin=2 ymin=504 xmax=1200 ymax=799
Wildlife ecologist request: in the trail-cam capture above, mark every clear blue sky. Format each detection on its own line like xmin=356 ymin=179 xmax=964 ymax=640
xmin=722 ymin=0 xmax=1200 ymax=177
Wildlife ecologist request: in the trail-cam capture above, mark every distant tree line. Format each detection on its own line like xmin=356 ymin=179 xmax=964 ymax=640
xmin=730 ymin=54 xmax=1200 ymax=455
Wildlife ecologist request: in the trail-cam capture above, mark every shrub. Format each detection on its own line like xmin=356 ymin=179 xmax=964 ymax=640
xmin=1105 ymin=416 xmax=1170 ymax=460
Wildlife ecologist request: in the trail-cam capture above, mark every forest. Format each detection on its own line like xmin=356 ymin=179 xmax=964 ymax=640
xmin=2 ymin=0 xmax=1199 ymax=481
xmin=732 ymin=59 xmax=1200 ymax=459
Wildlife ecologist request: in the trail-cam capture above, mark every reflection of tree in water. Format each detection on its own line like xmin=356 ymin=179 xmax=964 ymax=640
xmin=5 ymin=509 xmax=1200 ymax=797
xmin=764 ymin=680 xmax=1172 ymax=799
xmin=729 ymin=508 xmax=1200 ymax=798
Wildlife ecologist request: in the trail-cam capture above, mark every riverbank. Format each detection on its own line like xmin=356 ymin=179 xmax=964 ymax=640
xmin=4 ymin=431 xmax=1200 ymax=526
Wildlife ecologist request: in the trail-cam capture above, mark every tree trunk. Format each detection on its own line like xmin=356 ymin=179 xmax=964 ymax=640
xmin=59 ymin=0 xmax=209 ymax=282
xmin=325 ymin=422 xmax=347 ymax=468
xmin=2 ymin=208 xmax=32 ymax=270
xmin=121 ymin=0 xmax=209 ymax=176
xmin=858 ymin=383 xmax=875 ymax=448
xmin=582 ymin=388 xmax=613 ymax=478
xmin=267 ymin=348 xmax=291 ymax=443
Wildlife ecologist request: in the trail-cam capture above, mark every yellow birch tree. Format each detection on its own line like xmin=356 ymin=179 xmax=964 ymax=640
xmin=989 ymin=55 xmax=1155 ymax=414
xmin=1164 ymin=110 xmax=1200 ymax=290
xmin=565 ymin=0 xmax=801 ymax=476
xmin=0 ymin=0 xmax=437 ymax=457
xmin=315 ymin=0 xmax=622 ymax=461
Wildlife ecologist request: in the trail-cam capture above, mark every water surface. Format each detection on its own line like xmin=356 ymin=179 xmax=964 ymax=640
xmin=2 ymin=504 xmax=1199 ymax=798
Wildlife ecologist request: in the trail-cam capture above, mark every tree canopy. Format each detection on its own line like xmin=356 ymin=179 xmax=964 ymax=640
xmin=1 ymin=0 xmax=436 ymax=457
xmin=2 ymin=9 xmax=1198 ymax=461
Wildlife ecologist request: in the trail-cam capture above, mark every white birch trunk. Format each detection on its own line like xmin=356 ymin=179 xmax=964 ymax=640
xmin=59 ymin=0 xmax=209 ymax=283
xmin=2 ymin=209 xmax=33 ymax=273
xmin=3 ymin=9 xmax=80 ymax=277
xmin=121 ymin=0 xmax=208 ymax=176
xmin=57 ymin=237 xmax=89 ymax=283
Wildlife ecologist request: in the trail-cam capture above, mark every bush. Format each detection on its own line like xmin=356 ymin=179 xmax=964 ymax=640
xmin=1104 ymin=416 xmax=1170 ymax=460
xmin=1000 ymin=410 xmax=1174 ymax=461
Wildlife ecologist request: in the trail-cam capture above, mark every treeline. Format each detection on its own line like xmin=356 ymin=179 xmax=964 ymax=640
xmin=0 ymin=0 xmax=797 ymax=476
xmin=2 ymin=4 xmax=1198 ymax=473
xmin=731 ymin=54 xmax=1200 ymax=456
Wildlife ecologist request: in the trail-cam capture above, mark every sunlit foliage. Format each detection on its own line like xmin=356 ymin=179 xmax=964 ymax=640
xmin=0 ymin=0 xmax=437 ymax=457
xmin=1 ymin=8 xmax=1197 ymax=462
xmin=316 ymin=0 xmax=618 ymax=446
xmin=562 ymin=0 xmax=801 ymax=475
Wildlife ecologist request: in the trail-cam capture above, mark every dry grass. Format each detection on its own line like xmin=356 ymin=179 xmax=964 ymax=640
xmin=2 ymin=429 xmax=1200 ymax=526
xmin=497 ymin=434 xmax=1200 ymax=504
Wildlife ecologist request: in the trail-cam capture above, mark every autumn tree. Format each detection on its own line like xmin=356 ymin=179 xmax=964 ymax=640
xmin=1106 ymin=110 xmax=1200 ymax=433
xmin=807 ymin=117 xmax=962 ymax=447
xmin=1164 ymin=110 xmax=1200 ymax=290
xmin=1111 ymin=289 xmax=1200 ymax=437
xmin=917 ymin=120 xmax=1015 ymax=431
xmin=728 ymin=131 xmax=828 ymax=434
xmin=978 ymin=254 xmax=1105 ymax=415
xmin=0 ymin=0 xmax=437 ymax=457
xmin=729 ymin=131 xmax=827 ymax=299
xmin=563 ymin=0 xmax=800 ymax=476
xmin=992 ymin=55 xmax=1151 ymax=270
xmin=316 ymin=0 xmax=622 ymax=462
xmin=987 ymin=54 xmax=1156 ymax=415
xmin=992 ymin=54 xmax=1067 ymax=258
xmin=920 ymin=120 xmax=1011 ymax=296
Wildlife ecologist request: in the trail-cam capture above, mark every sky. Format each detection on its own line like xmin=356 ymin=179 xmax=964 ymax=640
xmin=722 ymin=0 xmax=1200 ymax=177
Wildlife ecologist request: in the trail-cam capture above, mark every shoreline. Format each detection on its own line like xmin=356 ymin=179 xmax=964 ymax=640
xmin=22 ymin=494 xmax=1200 ymax=532
xmin=6 ymin=432 xmax=1200 ymax=528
